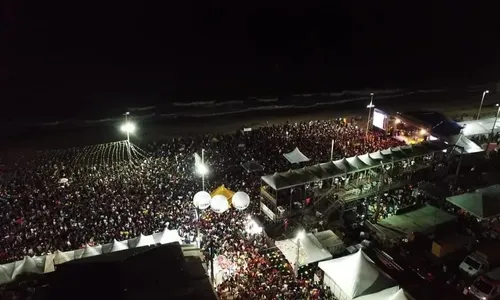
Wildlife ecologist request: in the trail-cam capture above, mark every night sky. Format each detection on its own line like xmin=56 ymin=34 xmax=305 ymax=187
xmin=1 ymin=1 xmax=499 ymax=119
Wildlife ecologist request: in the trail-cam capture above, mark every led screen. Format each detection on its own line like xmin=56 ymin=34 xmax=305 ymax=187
xmin=372 ymin=110 xmax=387 ymax=130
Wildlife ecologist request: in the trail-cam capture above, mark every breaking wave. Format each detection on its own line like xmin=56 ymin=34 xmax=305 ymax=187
xmin=26 ymin=88 xmax=459 ymax=127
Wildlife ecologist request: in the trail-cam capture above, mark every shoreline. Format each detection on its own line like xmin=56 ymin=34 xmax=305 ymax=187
xmin=2 ymin=94 xmax=499 ymax=151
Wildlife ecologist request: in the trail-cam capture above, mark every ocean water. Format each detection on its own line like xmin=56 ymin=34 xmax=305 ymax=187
xmin=26 ymin=87 xmax=474 ymax=128
xmin=2 ymin=85 xmax=496 ymax=148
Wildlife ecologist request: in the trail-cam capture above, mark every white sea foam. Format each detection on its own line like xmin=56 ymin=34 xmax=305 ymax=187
xmin=172 ymin=101 xmax=215 ymax=107
xmin=257 ymin=98 xmax=278 ymax=102
xmin=30 ymin=88 xmax=451 ymax=127
xmin=212 ymin=100 xmax=245 ymax=106
xmin=128 ymin=105 xmax=157 ymax=112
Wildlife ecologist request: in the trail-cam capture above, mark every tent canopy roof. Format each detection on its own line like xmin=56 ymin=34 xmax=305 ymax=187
xmin=275 ymin=233 xmax=332 ymax=268
xmin=262 ymin=141 xmax=448 ymax=190
xmin=283 ymin=147 xmax=310 ymax=164
xmin=241 ymin=159 xmax=264 ymax=173
xmin=377 ymin=204 xmax=456 ymax=234
xmin=319 ymin=250 xmax=395 ymax=299
xmin=402 ymin=110 xmax=463 ymax=137
xmin=446 ymin=134 xmax=484 ymax=154
xmin=388 ymin=289 xmax=410 ymax=300
xmin=306 ymin=164 xmax=334 ymax=180
xmin=356 ymin=287 xmax=401 ymax=300
xmin=446 ymin=185 xmax=500 ymax=219
xmin=358 ymin=154 xmax=381 ymax=167
xmin=346 ymin=156 xmax=370 ymax=171
xmin=459 ymin=117 xmax=500 ymax=136
xmin=210 ymin=185 xmax=235 ymax=201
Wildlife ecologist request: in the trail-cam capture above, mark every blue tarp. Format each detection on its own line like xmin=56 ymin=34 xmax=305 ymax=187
xmin=402 ymin=111 xmax=463 ymax=137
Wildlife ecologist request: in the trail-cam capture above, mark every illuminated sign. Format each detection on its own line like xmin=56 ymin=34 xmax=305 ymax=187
xmin=372 ymin=109 xmax=388 ymax=130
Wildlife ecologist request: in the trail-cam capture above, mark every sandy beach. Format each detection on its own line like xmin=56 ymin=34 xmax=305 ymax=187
xmin=2 ymin=91 xmax=499 ymax=152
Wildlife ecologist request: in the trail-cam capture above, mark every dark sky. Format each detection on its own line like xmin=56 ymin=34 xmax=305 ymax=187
xmin=1 ymin=1 xmax=500 ymax=118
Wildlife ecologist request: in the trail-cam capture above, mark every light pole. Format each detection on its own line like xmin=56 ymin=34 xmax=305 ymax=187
xmin=295 ymin=230 xmax=305 ymax=277
xmin=120 ymin=112 xmax=136 ymax=161
xmin=330 ymin=139 xmax=335 ymax=161
xmin=201 ymin=149 xmax=205 ymax=191
xmin=124 ymin=112 xmax=130 ymax=142
xmin=195 ymin=149 xmax=208 ymax=191
xmin=366 ymin=93 xmax=375 ymax=137
xmin=477 ymin=90 xmax=490 ymax=120
xmin=489 ymin=103 xmax=500 ymax=144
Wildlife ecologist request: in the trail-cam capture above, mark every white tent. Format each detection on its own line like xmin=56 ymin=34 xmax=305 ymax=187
xmin=319 ymin=250 xmax=395 ymax=300
xmin=446 ymin=134 xmax=483 ymax=154
xmin=53 ymin=250 xmax=74 ymax=265
xmin=44 ymin=254 xmax=56 ymax=273
xmin=82 ymin=245 xmax=102 ymax=258
xmin=389 ymin=289 xmax=409 ymax=300
xmin=136 ymin=234 xmax=156 ymax=247
xmin=275 ymin=233 xmax=332 ymax=269
xmin=12 ymin=257 xmax=40 ymax=279
xmin=73 ymin=248 xmax=85 ymax=260
xmin=32 ymin=256 xmax=46 ymax=272
xmin=111 ymin=239 xmax=129 ymax=252
xmin=0 ymin=262 xmax=15 ymax=284
xmin=458 ymin=117 xmax=500 ymax=137
xmin=283 ymin=147 xmax=310 ymax=164
xmin=0 ymin=228 xmax=184 ymax=285
xmin=159 ymin=228 xmax=183 ymax=244
xmin=356 ymin=287 xmax=399 ymax=300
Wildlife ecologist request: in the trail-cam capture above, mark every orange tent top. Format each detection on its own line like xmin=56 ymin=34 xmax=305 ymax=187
xmin=210 ymin=185 xmax=235 ymax=204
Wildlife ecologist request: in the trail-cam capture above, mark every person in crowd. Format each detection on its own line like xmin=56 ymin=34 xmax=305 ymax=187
xmin=0 ymin=119 xmax=404 ymax=299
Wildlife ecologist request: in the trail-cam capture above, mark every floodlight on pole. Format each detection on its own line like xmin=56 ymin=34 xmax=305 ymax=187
xmin=195 ymin=149 xmax=209 ymax=190
xmin=366 ymin=93 xmax=375 ymax=137
xmin=196 ymin=163 xmax=208 ymax=176
xmin=121 ymin=112 xmax=134 ymax=162
xmin=477 ymin=90 xmax=490 ymax=120
xmin=120 ymin=122 xmax=136 ymax=136
xmin=489 ymin=103 xmax=500 ymax=143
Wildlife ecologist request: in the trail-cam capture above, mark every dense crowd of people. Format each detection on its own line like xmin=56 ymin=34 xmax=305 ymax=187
xmin=0 ymin=119 xmax=406 ymax=299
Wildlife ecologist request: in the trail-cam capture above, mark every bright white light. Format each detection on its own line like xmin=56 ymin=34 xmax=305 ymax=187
xmin=373 ymin=111 xmax=386 ymax=129
xmin=395 ymin=118 xmax=401 ymax=124
xmin=196 ymin=163 xmax=208 ymax=175
xmin=245 ymin=218 xmax=263 ymax=235
xmin=296 ymin=230 xmax=305 ymax=241
xmin=485 ymin=90 xmax=490 ymax=94
xmin=419 ymin=129 xmax=427 ymax=135
xmin=120 ymin=122 xmax=136 ymax=133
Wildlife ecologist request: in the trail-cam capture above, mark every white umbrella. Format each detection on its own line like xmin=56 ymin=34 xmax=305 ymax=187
xmin=210 ymin=195 xmax=229 ymax=214
xmin=193 ymin=191 xmax=211 ymax=210
xmin=232 ymin=191 xmax=250 ymax=210
xmin=58 ymin=178 xmax=68 ymax=184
